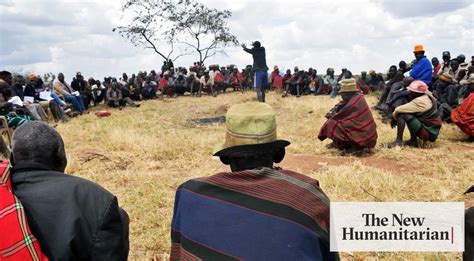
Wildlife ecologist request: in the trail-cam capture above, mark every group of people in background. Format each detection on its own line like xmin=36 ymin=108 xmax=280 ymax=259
xmin=317 ymin=45 xmax=473 ymax=153
xmin=0 ymin=44 xmax=472 ymax=149
xmin=1 ymin=43 xmax=473 ymax=261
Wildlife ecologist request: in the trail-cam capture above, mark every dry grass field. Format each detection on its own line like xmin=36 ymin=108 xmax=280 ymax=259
xmin=55 ymin=91 xmax=473 ymax=260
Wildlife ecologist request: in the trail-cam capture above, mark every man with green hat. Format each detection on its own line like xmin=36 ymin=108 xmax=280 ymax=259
xmin=170 ymin=102 xmax=336 ymax=260
xmin=319 ymin=78 xmax=378 ymax=154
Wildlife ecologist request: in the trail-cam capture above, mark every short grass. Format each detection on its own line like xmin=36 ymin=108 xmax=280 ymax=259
xmin=55 ymin=91 xmax=473 ymax=260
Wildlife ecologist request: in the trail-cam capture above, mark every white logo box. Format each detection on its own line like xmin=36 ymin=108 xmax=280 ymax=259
xmin=330 ymin=202 xmax=464 ymax=252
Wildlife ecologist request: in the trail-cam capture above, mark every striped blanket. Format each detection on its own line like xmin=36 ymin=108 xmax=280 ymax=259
xmin=318 ymin=93 xmax=377 ymax=149
xmin=170 ymin=167 xmax=337 ymax=260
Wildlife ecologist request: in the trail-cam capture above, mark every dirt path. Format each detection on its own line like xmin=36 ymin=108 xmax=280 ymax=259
xmin=276 ymin=154 xmax=419 ymax=174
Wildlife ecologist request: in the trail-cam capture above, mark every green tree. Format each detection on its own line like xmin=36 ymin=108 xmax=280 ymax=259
xmin=113 ymin=0 xmax=239 ymax=64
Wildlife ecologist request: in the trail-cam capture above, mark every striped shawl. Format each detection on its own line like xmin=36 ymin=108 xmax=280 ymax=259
xmin=170 ymin=167 xmax=337 ymax=260
xmin=318 ymin=94 xmax=377 ymax=149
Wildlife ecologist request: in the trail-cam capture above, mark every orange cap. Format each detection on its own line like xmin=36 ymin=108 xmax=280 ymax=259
xmin=413 ymin=44 xmax=424 ymax=53
xmin=28 ymin=74 xmax=38 ymax=81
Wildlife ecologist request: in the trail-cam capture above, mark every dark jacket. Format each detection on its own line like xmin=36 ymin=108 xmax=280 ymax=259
xmin=243 ymin=46 xmax=268 ymax=71
xmin=11 ymin=162 xmax=129 ymax=261
xmin=11 ymin=83 xmax=25 ymax=100
xmin=71 ymin=79 xmax=89 ymax=93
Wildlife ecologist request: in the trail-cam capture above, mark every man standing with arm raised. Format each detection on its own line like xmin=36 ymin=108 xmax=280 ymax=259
xmin=242 ymin=41 xmax=269 ymax=102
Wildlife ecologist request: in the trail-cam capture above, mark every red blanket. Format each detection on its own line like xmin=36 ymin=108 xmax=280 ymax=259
xmin=318 ymin=94 xmax=377 ymax=148
xmin=451 ymin=93 xmax=474 ymax=136
xmin=0 ymin=161 xmax=48 ymax=261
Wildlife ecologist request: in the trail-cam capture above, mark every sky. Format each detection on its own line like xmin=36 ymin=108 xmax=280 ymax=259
xmin=0 ymin=0 xmax=473 ymax=81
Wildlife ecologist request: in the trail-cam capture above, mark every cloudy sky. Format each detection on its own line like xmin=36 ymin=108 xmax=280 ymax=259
xmin=0 ymin=0 xmax=472 ymax=81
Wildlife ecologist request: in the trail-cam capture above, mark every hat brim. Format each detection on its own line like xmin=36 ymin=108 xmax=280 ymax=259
xmin=213 ymin=140 xmax=290 ymax=157
xmin=407 ymin=87 xmax=426 ymax=94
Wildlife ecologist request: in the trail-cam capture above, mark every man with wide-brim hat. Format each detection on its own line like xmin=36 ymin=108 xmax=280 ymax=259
xmin=170 ymin=102 xmax=336 ymax=260
xmin=319 ymin=78 xmax=377 ymax=154
xmin=389 ymin=80 xmax=442 ymax=148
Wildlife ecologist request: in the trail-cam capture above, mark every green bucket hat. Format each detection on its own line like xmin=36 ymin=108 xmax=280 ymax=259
xmin=213 ymin=102 xmax=290 ymax=157
xmin=339 ymin=78 xmax=357 ymax=93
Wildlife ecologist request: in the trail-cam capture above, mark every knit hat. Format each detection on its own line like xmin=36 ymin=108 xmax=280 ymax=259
xmin=213 ymin=102 xmax=290 ymax=157
xmin=407 ymin=80 xmax=428 ymax=94
xmin=413 ymin=44 xmax=424 ymax=53
xmin=338 ymin=78 xmax=357 ymax=93
xmin=439 ymin=73 xmax=453 ymax=83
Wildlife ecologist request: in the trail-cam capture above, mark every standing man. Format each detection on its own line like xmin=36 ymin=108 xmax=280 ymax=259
xmin=242 ymin=41 xmax=268 ymax=102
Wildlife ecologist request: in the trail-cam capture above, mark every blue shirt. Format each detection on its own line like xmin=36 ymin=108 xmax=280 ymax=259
xmin=410 ymin=56 xmax=433 ymax=85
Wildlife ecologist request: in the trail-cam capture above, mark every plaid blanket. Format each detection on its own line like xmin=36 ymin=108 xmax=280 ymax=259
xmin=318 ymin=93 xmax=377 ymax=148
xmin=451 ymin=92 xmax=474 ymax=136
xmin=170 ymin=168 xmax=337 ymax=260
xmin=0 ymin=161 xmax=48 ymax=261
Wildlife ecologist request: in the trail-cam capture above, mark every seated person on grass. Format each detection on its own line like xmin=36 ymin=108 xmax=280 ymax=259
xmin=10 ymin=122 xmax=130 ymax=260
xmin=11 ymin=74 xmax=49 ymax=122
xmin=318 ymin=78 xmax=377 ymax=154
xmin=0 ymin=71 xmax=33 ymax=128
xmin=107 ymin=82 xmax=139 ymax=109
xmin=53 ymin=73 xmax=86 ymax=114
xmin=199 ymin=70 xmax=217 ymax=97
xmin=171 ymin=102 xmax=336 ymax=260
xmin=28 ymin=74 xmax=64 ymax=122
xmin=388 ymin=80 xmax=442 ymax=148
xmin=451 ymin=74 xmax=474 ymax=141
xmin=159 ymin=71 xmax=178 ymax=99
xmin=141 ymin=76 xmax=157 ymax=100
xmin=433 ymin=72 xmax=459 ymax=122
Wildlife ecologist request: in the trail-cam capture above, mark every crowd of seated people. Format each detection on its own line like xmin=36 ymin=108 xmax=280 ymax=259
xmin=1 ymin=48 xmax=472 ymax=144
xmin=1 ymin=48 xmax=473 ymax=260
xmin=372 ymin=45 xmax=473 ymax=146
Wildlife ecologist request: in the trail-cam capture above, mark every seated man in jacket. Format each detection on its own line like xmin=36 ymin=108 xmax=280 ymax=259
xmin=389 ymin=80 xmax=442 ymax=148
xmin=451 ymin=74 xmax=474 ymax=141
xmin=171 ymin=102 xmax=337 ymax=260
xmin=433 ymin=73 xmax=459 ymax=122
xmin=141 ymin=76 xmax=157 ymax=100
xmin=53 ymin=73 xmax=86 ymax=114
xmin=11 ymin=74 xmax=49 ymax=122
xmin=282 ymin=67 xmax=308 ymax=97
xmin=0 ymin=71 xmax=34 ymax=129
xmin=318 ymin=78 xmax=378 ymax=154
xmin=11 ymin=122 xmax=129 ymax=260
xmin=107 ymin=81 xmax=139 ymax=109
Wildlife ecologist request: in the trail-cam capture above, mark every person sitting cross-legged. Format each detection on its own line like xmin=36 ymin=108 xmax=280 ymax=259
xmin=107 ymin=82 xmax=139 ymax=109
xmin=170 ymin=102 xmax=337 ymax=260
xmin=388 ymin=80 xmax=442 ymax=148
xmin=10 ymin=122 xmax=130 ymax=260
xmin=318 ymin=78 xmax=378 ymax=154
